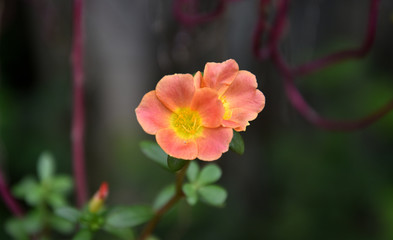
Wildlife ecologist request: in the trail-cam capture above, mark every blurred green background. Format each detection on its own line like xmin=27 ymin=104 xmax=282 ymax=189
xmin=1 ymin=0 xmax=393 ymax=239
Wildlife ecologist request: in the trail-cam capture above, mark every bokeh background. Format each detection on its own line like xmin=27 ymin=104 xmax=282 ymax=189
xmin=1 ymin=0 xmax=393 ymax=239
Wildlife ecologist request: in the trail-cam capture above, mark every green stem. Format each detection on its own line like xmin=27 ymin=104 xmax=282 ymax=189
xmin=138 ymin=161 xmax=190 ymax=240
xmin=37 ymin=184 xmax=51 ymax=239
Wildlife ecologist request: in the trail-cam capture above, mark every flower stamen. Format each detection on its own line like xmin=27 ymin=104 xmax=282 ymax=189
xmin=220 ymin=96 xmax=232 ymax=120
xmin=170 ymin=108 xmax=203 ymax=140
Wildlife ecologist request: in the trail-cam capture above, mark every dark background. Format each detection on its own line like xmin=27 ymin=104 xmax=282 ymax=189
xmin=1 ymin=0 xmax=393 ymax=239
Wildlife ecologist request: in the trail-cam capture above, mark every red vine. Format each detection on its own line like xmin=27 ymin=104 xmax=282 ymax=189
xmin=254 ymin=0 xmax=393 ymax=130
xmin=0 ymin=169 xmax=24 ymax=217
xmin=71 ymin=0 xmax=88 ymax=207
xmin=174 ymin=0 xmax=393 ymax=131
xmin=173 ymin=0 xmax=227 ymax=26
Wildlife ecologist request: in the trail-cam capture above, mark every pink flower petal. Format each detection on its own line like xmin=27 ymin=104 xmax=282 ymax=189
xmin=135 ymin=91 xmax=172 ymax=134
xmin=224 ymin=108 xmax=259 ymax=131
xmin=196 ymin=127 xmax=233 ymax=161
xmin=220 ymin=71 xmax=265 ymax=130
xmin=156 ymin=74 xmax=195 ymax=112
xmin=222 ymin=71 xmax=265 ymax=111
xmin=156 ymin=128 xmax=198 ymax=160
xmin=221 ymin=119 xmax=240 ymax=129
xmin=193 ymin=71 xmax=203 ymax=89
xmin=202 ymin=59 xmax=239 ymax=95
xmin=190 ymin=88 xmax=224 ymax=128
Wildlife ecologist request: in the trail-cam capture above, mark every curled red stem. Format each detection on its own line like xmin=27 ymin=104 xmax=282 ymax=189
xmin=292 ymin=0 xmax=380 ymax=76
xmin=260 ymin=0 xmax=392 ymax=131
xmin=252 ymin=0 xmax=272 ymax=59
xmin=173 ymin=0 xmax=227 ymax=26
xmin=283 ymin=74 xmax=393 ymax=131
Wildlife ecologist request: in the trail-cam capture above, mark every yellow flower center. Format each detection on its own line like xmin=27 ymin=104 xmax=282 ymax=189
xmin=170 ymin=108 xmax=203 ymax=140
xmin=220 ymin=96 xmax=232 ymax=120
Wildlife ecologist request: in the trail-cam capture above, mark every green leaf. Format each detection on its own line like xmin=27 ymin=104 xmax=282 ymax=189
xmin=73 ymin=229 xmax=93 ymax=240
xmin=80 ymin=212 xmax=105 ymax=231
xmin=153 ymin=184 xmax=175 ymax=210
xmin=37 ymin=151 xmax=55 ymax=182
xmin=186 ymin=161 xmax=200 ymax=183
xmin=229 ymin=130 xmax=244 ymax=155
xmin=47 ymin=192 xmax=67 ymax=208
xmin=25 ymin=184 xmax=44 ymax=206
xmin=140 ymin=141 xmax=168 ymax=169
xmin=23 ymin=210 xmax=44 ymax=234
xmin=103 ymin=225 xmax=135 ymax=240
xmin=167 ymin=155 xmax=187 ymax=172
xmin=12 ymin=177 xmax=39 ymax=199
xmin=182 ymin=183 xmax=198 ymax=205
xmin=198 ymin=185 xmax=227 ymax=207
xmin=55 ymin=206 xmax=81 ymax=223
xmin=197 ymin=164 xmax=222 ymax=186
xmin=106 ymin=205 xmax=154 ymax=228
xmin=5 ymin=218 xmax=29 ymax=240
xmin=52 ymin=175 xmax=73 ymax=194
xmin=49 ymin=215 xmax=74 ymax=234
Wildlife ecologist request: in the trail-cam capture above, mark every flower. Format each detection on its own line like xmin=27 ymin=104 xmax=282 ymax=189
xmin=135 ymin=74 xmax=233 ymax=161
xmin=194 ymin=59 xmax=265 ymax=131
xmin=88 ymin=182 xmax=109 ymax=213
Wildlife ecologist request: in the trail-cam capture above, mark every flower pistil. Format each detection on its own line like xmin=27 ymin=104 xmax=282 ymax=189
xmin=170 ymin=107 xmax=203 ymax=140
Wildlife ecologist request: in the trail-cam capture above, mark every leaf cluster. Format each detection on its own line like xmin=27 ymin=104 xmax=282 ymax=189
xmin=5 ymin=152 xmax=74 ymax=239
xmin=56 ymin=204 xmax=154 ymax=240
xmin=140 ymin=135 xmax=240 ymax=208
xmin=183 ymin=162 xmax=227 ymax=207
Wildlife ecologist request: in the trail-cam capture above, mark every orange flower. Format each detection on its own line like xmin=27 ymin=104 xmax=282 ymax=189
xmin=194 ymin=59 xmax=265 ymax=131
xmin=135 ymin=74 xmax=233 ymax=161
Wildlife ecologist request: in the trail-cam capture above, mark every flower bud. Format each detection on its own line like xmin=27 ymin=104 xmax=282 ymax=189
xmin=88 ymin=182 xmax=109 ymax=213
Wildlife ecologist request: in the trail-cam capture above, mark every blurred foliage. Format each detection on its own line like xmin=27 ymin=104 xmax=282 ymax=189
xmin=1 ymin=0 xmax=393 ymax=240
xmin=183 ymin=162 xmax=227 ymax=207
xmin=5 ymin=152 xmax=74 ymax=239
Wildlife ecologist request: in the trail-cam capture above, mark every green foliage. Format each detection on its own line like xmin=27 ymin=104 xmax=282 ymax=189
xmin=79 ymin=211 xmax=105 ymax=231
xmin=106 ymin=205 xmax=154 ymax=228
xmin=103 ymin=224 xmax=135 ymax=240
xmin=56 ymin=204 xmax=145 ymax=240
xmin=139 ymin=140 xmax=190 ymax=172
xmin=5 ymin=208 xmax=76 ymax=239
xmin=6 ymin=151 xmax=74 ymax=239
xmin=197 ymin=164 xmax=222 ymax=186
xmin=229 ymin=130 xmax=244 ymax=155
xmin=140 ymin=141 xmax=169 ymax=170
xmin=49 ymin=215 xmax=74 ymax=234
xmin=73 ymin=229 xmax=92 ymax=240
xmin=11 ymin=153 xmax=73 ymax=209
xmin=183 ymin=162 xmax=227 ymax=207
xmin=7 ymin=146 xmax=229 ymax=239
xmin=5 ymin=218 xmax=29 ymax=240
xmin=198 ymin=185 xmax=227 ymax=207
xmin=167 ymin=155 xmax=187 ymax=172
xmin=186 ymin=161 xmax=200 ymax=182
xmin=55 ymin=206 xmax=81 ymax=223
xmin=153 ymin=184 xmax=175 ymax=210
xmin=51 ymin=176 xmax=74 ymax=195
xmin=37 ymin=152 xmax=55 ymax=182
xmin=12 ymin=177 xmax=42 ymax=206
xmin=182 ymin=183 xmax=198 ymax=205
